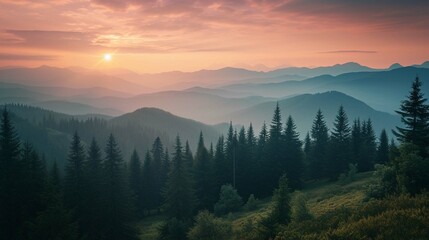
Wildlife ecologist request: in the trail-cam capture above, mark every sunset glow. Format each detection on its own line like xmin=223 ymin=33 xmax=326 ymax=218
xmin=103 ymin=53 xmax=112 ymax=62
xmin=0 ymin=0 xmax=428 ymax=72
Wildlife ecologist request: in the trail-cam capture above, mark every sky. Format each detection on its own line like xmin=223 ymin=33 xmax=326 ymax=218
xmin=0 ymin=0 xmax=428 ymax=73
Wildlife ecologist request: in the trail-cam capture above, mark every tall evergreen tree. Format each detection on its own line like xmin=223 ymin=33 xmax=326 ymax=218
xmin=184 ymin=140 xmax=194 ymax=169
xmin=213 ymin=136 xmax=227 ymax=195
xmin=29 ymin=161 xmax=78 ymax=240
xmin=20 ymin=142 xmax=45 ymax=235
xmin=64 ymin=131 xmax=86 ymax=236
xmin=257 ymin=122 xmax=270 ymax=197
xmin=236 ymin=126 xmax=250 ymax=197
xmin=142 ymin=150 xmax=155 ymax=213
xmin=128 ymin=149 xmax=143 ymax=215
xmin=160 ymin=148 xmax=170 ymax=191
xmin=163 ymin=136 xmax=195 ymax=221
xmin=351 ymin=119 xmax=362 ymax=165
xmin=225 ymin=122 xmax=236 ymax=186
xmin=308 ymin=109 xmax=329 ymax=179
xmin=393 ymin=77 xmax=429 ymax=156
xmin=328 ymin=106 xmax=351 ymax=179
xmin=83 ymin=138 xmax=104 ymax=239
xmin=151 ymin=137 xmax=164 ymax=211
xmin=0 ymin=108 xmax=22 ymax=239
xmin=377 ymin=129 xmax=390 ymax=164
xmin=283 ymin=116 xmax=304 ymax=189
xmin=360 ymin=119 xmax=377 ymax=171
xmin=193 ymin=132 xmax=214 ymax=210
xmin=103 ymin=134 xmax=138 ymax=240
xmin=267 ymin=103 xmax=284 ymax=190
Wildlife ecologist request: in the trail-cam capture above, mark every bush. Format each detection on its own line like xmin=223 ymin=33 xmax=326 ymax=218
xmin=214 ymin=184 xmax=242 ymax=216
xmin=188 ymin=211 xmax=232 ymax=240
xmin=291 ymin=192 xmax=312 ymax=222
xmin=157 ymin=218 xmax=189 ymax=240
xmin=244 ymin=194 xmax=259 ymax=211
xmin=365 ymin=164 xmax=398 ymax=200
xmin=339 ymin=163 xmax=357 ymax=184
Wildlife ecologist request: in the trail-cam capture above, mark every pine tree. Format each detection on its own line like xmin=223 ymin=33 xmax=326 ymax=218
xmin=351 ymin=119 xmax=362 ymax=165
xmin=283 ymin=116 xmax=304 ymax=189
xmin=267 ymin=103 xmax=284 ymax=190
xmin=184 ymin=140 xmax=194 ymax=169
xmin=213 ymin=136 xmax=227 ymax=195
xmin=161 ymin=148 xmax=170 ymax=191
xmin=129 ymin=149 xmax=143 ymax=215
xmin=0 ymin=108 xmax=22 ymax=239
xmin=83 ymin=138 xmax=104 ymax=239
xmin=328 ymin=106 xmax=351 ymax=179
xmin=257 ymin=122 xmax=270 ymax=197
xmin=20 ymin=142 xmax=45 ymax=234
xmin=308 ymin=109 xmax=329 ymax=179
xmin=163 ymin=135 xmax=195 ymax=221
xmin=194 ymin=132 xmax=214 ymax=210
xmin=225 ymin=122 xmax=236 ymax=186
xmin=151 ymin=137 xmax=164 ymax=211
xmin=64 ymin=131 xmax=86 ymax=236
xmin=360 ymin=119 xmax=376 ymax=171
xmin=103 ymin=134 xmax=138 ymax=240
xmin=142 ymin=150 xmax=155 ymax=213
xmin=393 ymin=77 xmax=429 ymax=156
xmin=303 ymin=132 xmax=311 ymax=158
xmin=377 ymin=129 xmax=390 ymax=164
xmin=29 ymin=161 xmax=78 ymax=240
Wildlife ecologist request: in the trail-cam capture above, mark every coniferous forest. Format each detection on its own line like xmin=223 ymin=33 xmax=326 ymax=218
xmin=1 ymin=77 xmax=428 ymax=240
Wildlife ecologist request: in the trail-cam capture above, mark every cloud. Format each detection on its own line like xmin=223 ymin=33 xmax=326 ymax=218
xmin=0 ymin=53 xmax=58 ymax=61
xmin=319 ymin=50 xmax=377 ymax=54
xmin=274 ymin=0 xmax=429 ymax=30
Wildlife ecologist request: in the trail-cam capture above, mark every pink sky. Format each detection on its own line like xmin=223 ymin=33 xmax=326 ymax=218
xmin=0 ymin=0 xmax=428 ymax=73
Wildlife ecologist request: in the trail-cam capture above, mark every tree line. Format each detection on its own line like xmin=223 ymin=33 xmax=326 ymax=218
xmin=0 ymin=77 xmax=428 ymax=239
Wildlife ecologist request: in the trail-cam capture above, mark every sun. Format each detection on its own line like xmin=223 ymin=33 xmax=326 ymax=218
xmin=103 ymin=53 xmax=112 ymax=61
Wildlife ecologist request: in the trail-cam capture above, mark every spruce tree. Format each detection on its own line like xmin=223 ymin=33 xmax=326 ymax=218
xmin=309 ymin=109 xmax=329 ymax=179
xmin=151 ymin=137 xmax=164 ymax=211
xmin=64 ymin=131 xmax=86 ymax=236
xmin=142 ymin=150 xmax=155 ymax=213
xmin=329 ymin=106 xmax=351 ymax=179
xmin=351 ymin=119 xmax=362 ymax=165
xmin=184 ymin=141 xmax=194 ymax=169
xmin=377 ymin=129 xmax=390 ymax=164
xmin=103 ymin=134 xmax=138 ymax=240
xmin=360 ymin=119 xmax=376 ymax=171
xmin=393 ymin=77 xmax=429 ymax=156
xmin=283 ymin=116 xmax=304 ymax=189
xmin=225 ymin=122 xmax=235 ymax=186
xmin=83 ymin=138 xmax=104 ymax=239
xmin=213 ymin=136 xmax=227 ymax=195
xmin=267 ymin=103 xmax=283 ymax=190
xmin=163 ymin=136 xmax=195 ymax=221
xmin=20 ymin=142 xmax=45 ymax=234
xmin=194 ymin=132 xmax=214 ymax=210
xmin=128 ymin=149 xmax=143 ymax=215
xmin=257 ymin=122 xmax=270 ymax=197
xmin=0 ymin=108 xmax=22 ymax=239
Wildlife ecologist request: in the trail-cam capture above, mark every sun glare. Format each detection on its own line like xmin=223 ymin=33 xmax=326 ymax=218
xmin=103 ymin=53 xmax=112 ymax=61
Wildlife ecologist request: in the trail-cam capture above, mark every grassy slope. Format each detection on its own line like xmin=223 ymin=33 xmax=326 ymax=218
xmin=137 ymin=172 xmax=376 ymax=239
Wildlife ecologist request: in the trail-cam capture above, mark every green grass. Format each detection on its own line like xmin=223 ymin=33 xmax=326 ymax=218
xmin=136 ymin=172 xmax=377 ymax=239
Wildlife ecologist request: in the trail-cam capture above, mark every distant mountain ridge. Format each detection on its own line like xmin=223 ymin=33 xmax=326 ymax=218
xmin=227 ymin=91 xmax=400 ymax=137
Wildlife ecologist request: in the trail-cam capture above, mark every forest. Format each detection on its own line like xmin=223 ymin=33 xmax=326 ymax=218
xmin=0 ymin=77 xmax=428 ymax=240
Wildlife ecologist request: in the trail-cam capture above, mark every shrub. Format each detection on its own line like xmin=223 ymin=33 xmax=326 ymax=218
xmin=157 ymin=218 xmax=189 ymax=240
xmin=214 ymin=184 xmax=242 ymax=216
xmin=188 ymin=211 xmax=232 ymax=240
xmin=244 ymin=194 xmax=259 ymax=211
xmin=291 ymin=192 xmax=312 ymax=222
